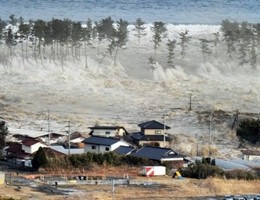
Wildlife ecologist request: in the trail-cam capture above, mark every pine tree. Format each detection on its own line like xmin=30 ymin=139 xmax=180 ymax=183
xmin=151 ymin=21 xmax=167 ymax=62
xmin=0 ymin=121 xmax=8 ymax=149
xmin=199 ymin=39 xmax=212 ymax=63
xmin=32 ymin=147 xmax=48 ymax=170
xmin=213 ymin=32 xmax=220 ymax=57
xmin=0 ymin=18 xmax=6 ymax=40
xmin=9 ymin=14 xmax=17 ymax=25
xmin=134 ymin=18 xmax=146 ymax=44
xmin=179 ymin=30 xmax=191 ymax=59
xmin=166 ymin=39 xmax=176 ymax=68
xmin=110 ymin=19 xmax=128 ymax=66
xmin=221 ymin=19 xmax=240 ymax=59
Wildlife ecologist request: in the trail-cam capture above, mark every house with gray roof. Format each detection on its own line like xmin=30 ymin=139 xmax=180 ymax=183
xmin=83 ymin=136 xmax=130 ymax=154
xmin=130 ymin=146 xmax=184 ymax=167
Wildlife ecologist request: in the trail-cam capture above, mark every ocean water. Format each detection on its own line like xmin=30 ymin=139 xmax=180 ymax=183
xmin=0 ymin=0 xmax=259 ymax=24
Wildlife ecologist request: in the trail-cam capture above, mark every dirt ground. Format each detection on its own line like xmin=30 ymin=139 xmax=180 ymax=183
xmin=0 ymin=177 xmax=259 ymax=200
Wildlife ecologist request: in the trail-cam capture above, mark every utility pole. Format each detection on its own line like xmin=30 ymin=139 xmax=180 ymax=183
xmin=188 ymin=93 xmax=192 ymax=111
xmin=66 ymin=120 xmax=71 ymax=155
xmin=209 ymin=110 xmax=212 ymax=145
xmin=208 ymin=110 xmax=213 ymax=156
xmin=162 ymin=114 xmax=168 ymax=147
xmin=47 ymin=110 xmax=50 ymax=146
xmin=196 ymin=134 xmax=199 ymax=156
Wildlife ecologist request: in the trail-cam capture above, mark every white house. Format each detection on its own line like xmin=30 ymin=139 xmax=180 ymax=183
xmin=83 ymin=136 xmax=129 ymax=154
xmin=241 ymin=149 xmax=260 ymax=161
xmin=88 ymin=126 xmax=127 ymax=137
xmin=22 ymin=137 xmax=47 ymax=154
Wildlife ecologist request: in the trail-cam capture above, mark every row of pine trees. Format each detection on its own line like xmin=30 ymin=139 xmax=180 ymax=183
xmin=0 ymin=15 xmax=259 ymax=70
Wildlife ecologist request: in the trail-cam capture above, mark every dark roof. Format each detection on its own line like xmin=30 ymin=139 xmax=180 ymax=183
xmin=22 ymin=137 xmax=40 ymax=146
xmin=113 ymin=146 xmax=135 ymax=155
xmin=138 ymin=120 xmax=170 ymax=130
xmin=6 ymin=143 xmax=31 ymax=159
xmin=83 ymin=136 xmax=121 ymax=146
xmin=6 ymin=143 xmax=22 ymax=153
xmin=130 ymin=146 xmax=181 ymax=161
xmin=241 ymin=149 xmax=260 ymax=156
xmin=41 ymin=147 xmax=66 ymax=158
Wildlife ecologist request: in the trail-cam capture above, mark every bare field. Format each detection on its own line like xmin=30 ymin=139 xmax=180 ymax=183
xmin=0 ymin=177 xmax=259 ymax=200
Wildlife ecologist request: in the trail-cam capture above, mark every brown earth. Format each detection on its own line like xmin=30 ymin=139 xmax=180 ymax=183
xmin=0 ymin=166 xmax=259 ymax=200
xmin=0 ymin=177 xmax=259 ymax=200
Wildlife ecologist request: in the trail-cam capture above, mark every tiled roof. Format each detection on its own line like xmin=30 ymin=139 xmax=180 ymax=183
xmin=114 ymin=146 xmax=135 ymax=155
xmin=130 ymin=146 xmax=181 ymax=161
xmin=22 ymin=137 xmax=40 ymax=146
xmin=138 ymin=120 xmax=171 ymax=130
xmin=83 ymin=136 xmax=121 ymax=146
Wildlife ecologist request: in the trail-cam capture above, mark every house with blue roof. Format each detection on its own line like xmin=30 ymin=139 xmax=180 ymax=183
xmin=83 ymin=136 xmax=130 ymax=154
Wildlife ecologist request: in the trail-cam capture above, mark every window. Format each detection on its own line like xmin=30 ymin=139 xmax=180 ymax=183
xmin=155 ymin=130 xmax=161 ymax=134
xmin=105 ymin=147 xmax=110 ymax=151
xmin=92 ymin=145 xmax=96 ymax=150
xmin=105 ymin=131 xmax=110 ymax=135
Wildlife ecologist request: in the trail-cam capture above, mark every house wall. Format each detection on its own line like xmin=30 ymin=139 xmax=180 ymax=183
xmin=139 ymin=140 xmax=169 ymax=148
xmin=84 ymin=141 xmax=129 ymax=154
xmin=92 ymin=129 xmax=118 ymax=137
xmin=143 ymin=129 xmax=164 ymax=135
xmin=243 ymin=155 xmax=260 ymax=161
xmin=22 ymin=143 xmax=46 ymax=154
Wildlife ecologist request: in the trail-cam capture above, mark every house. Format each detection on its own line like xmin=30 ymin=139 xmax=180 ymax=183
xmin=88 ymin=126 xmax=128 ymax=138
xmin=130 ymin=132 xmax=172 ymax=147
xmin=130 ymin=120 xmax=172 ymax=147
xmin=138 ymin=120 xmax=170 ymax=135
xmin=5 ymin=143 xmax=32 ymax=166
xmin=22 ymin=137 xmax=47 ymax=154
xmin=241 ymin=149 xmax=260 ymax=161
xmin=130 ymin=146 xmax=184 ymax=168
xmin=8 ymin=128 xmax=66 ymax=144
xmin=83 ymin=136 xmax=130 ymax=154
xmin=5 ymin=137 xmax=47 ymax=167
